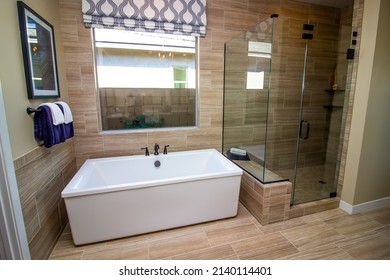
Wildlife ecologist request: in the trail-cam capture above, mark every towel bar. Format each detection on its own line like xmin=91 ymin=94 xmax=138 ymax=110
xmin=26 ymin=107 xmax=41 ymax=115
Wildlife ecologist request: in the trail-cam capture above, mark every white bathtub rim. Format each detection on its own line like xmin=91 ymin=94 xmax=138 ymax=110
xmin=62 ymin=172 xmax=242 ymax=198
xmin=61 ymin=149 xmax=243 ymax=198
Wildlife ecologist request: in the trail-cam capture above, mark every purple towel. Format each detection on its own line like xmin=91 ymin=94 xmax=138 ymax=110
xmin=33 ymin=104 xmax=74 ymax=148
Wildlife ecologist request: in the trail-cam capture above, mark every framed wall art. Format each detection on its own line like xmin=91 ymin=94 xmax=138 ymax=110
xmin=17 ymin=1 xmax=60 ymax=99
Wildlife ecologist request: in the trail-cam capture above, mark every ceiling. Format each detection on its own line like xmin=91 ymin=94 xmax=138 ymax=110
xmin=295 ymin=0 xmax=354 ymax=8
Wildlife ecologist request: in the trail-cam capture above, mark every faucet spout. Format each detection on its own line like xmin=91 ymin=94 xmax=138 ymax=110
xmin=154 ymin=143 xmax=160 ymax=155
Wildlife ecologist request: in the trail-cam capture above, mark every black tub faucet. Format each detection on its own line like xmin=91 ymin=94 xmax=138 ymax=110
xmin=141 ymin=147 xmax=149 ymax=156
xmin=163 ymin=145 xmax=170 ymax=154
xmin=154 ymin=143 xmax=160 ymax=155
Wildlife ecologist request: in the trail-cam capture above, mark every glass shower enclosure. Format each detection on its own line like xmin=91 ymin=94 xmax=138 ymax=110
xmin=223 ymin=14 xmax=355 ymax=205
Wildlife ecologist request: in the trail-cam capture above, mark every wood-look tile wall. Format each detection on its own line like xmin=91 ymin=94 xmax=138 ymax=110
xmin=14 ymin=140 xmax=76 ymax=259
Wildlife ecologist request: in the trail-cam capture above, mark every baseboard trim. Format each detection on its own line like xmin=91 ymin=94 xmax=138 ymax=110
xmin=339 ymin=197 xmax=390 ymax=214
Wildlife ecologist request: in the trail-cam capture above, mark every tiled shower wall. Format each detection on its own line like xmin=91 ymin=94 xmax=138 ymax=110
xmin=14 ymin=141 xmax=76 ymax=259
xmin=337 ymin=0 xmax=364 ymax=195
xmin=324 ymin=6 xmax=355 ymax=186
xmin=224 ymin=4 xmax=355 ymax=173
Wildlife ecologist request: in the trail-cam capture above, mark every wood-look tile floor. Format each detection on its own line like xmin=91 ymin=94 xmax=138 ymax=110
xmin=49 ymin=204 xmax=390 ymax=260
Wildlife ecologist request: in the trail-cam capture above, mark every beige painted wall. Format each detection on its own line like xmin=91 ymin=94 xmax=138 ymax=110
xmin=341 ymin=0 xmax=390 ymax=205
xmin=353 ymin=0 xmax=390 ymax=204
xmin=0 ymin=0 xmax=67 ymax=159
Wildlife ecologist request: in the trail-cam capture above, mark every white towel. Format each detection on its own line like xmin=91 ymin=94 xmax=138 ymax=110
xmin=39 ymin=102 xmax=65 ymax=125
xmin=230 ymin=147 xmax=247 ymax=156
xmin=55 ymin=101 xmax=73 ymax=124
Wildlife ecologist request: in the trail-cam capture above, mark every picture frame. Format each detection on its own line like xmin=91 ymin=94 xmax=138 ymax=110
xmin=17 ymin=1 xmax=60 ymax=99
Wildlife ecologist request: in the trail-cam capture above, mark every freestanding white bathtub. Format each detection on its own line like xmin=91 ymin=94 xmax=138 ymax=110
xmin=61 ymin=149 xmax=243 ymax=245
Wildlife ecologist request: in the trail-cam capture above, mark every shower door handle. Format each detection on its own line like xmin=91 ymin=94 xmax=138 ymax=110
xmin=299 ymin=120 xmax=310 ymax=140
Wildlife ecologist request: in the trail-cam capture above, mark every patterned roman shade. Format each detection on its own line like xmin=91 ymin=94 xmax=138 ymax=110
xmin=82 ymin=0 xmax=207 ymax=37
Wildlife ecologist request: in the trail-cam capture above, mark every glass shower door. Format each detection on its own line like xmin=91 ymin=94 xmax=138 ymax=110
xmin=292 ymin=22 xmax=354 ymax=204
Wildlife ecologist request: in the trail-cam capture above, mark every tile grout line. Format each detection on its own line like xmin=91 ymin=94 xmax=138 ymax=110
xmin=229 ymin=242 xmax=241 ymax=260
xmin=202 ymin=227 xmax=213 ymax=248
xmin=278 ymin=230 xmax=301 ymax=254
xmin=146 ymin=236 xmax=151 ymax=260
xmin=332 ymin=238 xmax=356 ymax=260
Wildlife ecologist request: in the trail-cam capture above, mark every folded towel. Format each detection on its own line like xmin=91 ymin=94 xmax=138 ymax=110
xmin=55 ymin=102 xmax=74 ymax=140
xmin=39 ymin=102 xmax=65 ymax=125
xmin=34 ymin=105 xmax=64 ymax=148
xmin=55 ymin=101 xmax=73 ymax=124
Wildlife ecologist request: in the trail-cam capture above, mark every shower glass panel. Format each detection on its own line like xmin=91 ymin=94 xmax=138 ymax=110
xmin=223 ymin=14 xmax=355 ymax=205
xmin=223 ymin=16 xmax=286 ymax=183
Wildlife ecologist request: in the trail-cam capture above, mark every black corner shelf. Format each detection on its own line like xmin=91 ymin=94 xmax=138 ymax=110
xmin=323 ymin=105 xmax=343 ymax=110
xmin=325 ymin=89 xmax=345 ymax=95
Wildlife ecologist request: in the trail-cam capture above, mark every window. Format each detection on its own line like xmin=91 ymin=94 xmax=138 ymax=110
xmin=94 ymin=29 xmax=198 ymax=131
xmin=173 ymin=67 xmax=188 ymax=88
